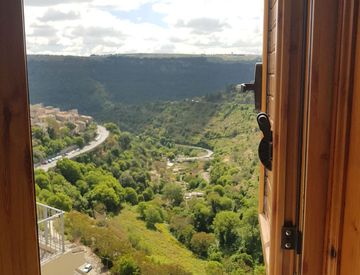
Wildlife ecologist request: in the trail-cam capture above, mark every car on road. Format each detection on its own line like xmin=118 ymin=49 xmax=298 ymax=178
xmin=81 ymin=263 xmax=92 ymax=273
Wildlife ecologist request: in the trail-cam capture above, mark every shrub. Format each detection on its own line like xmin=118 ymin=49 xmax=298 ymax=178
xmin=111 ymin=255 xmax=140 ymax=275
xmin=47 ymin=192 xmax=72 ymax=211
xmin=142 ymin=187 xmax=154 ymax=201
xmin=190 ymin=232 xmax=216 ymax=258
xmin=206 ymin=261 xmax=224 ymax=275
xmin=170 ymin=215 xmax=195 ymax=246
xmin=144 ymin=206 xmax=163 ymax=229
xmin=35 ymin=172 xmax=50 ymax=189
xmin=213 ymin=185 xmax=225 ymax=196
xmin=163 ymin=183 xmax=183 ymax=206
xmin=124 ymin=187 xmax=138 ymax=205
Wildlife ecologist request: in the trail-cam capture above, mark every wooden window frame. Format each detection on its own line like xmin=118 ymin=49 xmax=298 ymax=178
xmin=259 ymin=0 xmax=308 ymax=274
xmin=320 ymin=1 xmax=359 ymax=274
xmin=299 ymin=0 xmax=360 ymax=274
xmin=3 ymin=0 xmax=356 ymax=274
xmin=259 ymin=1 xmax=359 ymax=274
xmin=0 ymin=0 xmax=41 ymax=274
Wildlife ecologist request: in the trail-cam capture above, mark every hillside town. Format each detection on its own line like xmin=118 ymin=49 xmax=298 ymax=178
xmin=30 ymin=104 xmax=93 ymax=133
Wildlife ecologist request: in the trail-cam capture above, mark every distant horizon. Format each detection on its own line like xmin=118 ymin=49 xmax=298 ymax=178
xmin=27 ymin=52 xmax=262 ymax=57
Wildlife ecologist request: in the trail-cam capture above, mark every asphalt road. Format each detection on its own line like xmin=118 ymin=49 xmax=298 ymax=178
xmin=176 ymin=144 xmax=214 ymax=162
xmin=37 ymin=125 xmax=109 ymax=171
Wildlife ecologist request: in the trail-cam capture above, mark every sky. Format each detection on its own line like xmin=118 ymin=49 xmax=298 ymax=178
xmin=24 ymin=0 xmax=263 ymax=56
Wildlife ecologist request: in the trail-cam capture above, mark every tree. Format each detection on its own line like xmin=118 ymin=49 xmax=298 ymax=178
xmin=32 ymin=147 xmax=47 ymax=164
xmin=75 ymin=179 xmax=89 ymax=195
xmin=188 ymin=176 xmax=206 ymax=190
xmin=74 ymin=136 xmax=85 ymax=148
xmin=47 ymin=192 xmax=72 ymax=211
xmin=226 ymin=253 xmax=254 ymax=274
xmin=87 ymin=183 xmax=121 ymax=213
xmin=35 ymin=171 xmax=50 ymax=189
xmin=65 ymin=122 xmax=76 ymax=131
xmin=207 ymin=192 xmax=222 ymax=213
xmin=191 ymin=202 xmax=213 ymax=232
xmin=190 ymin=232 xmax=215 ymax=258
xmin=240 ymin=207 xmax=263 ymax=262
xmin=104 ymin=122 xmax=121 ymax=135
xmin=47 ymin=126 xmax=57 ymax=139
xmin=38 ymin=189 xmax=53 ymax=203
xmin=119 ymin=132 xmax=132 ymax=150
xmin=124 ymin=187 xmax=138 ymax=205
xmin=83 ymin=132 xmax=92 ymax=143
xmin=170 ymin=215 xmax=194 ymax=246
xmin=217 ymin=174 xmax=233 ymax=186
xmin=218 ymin=197 xmax=233 ymax=211
xmin=111 ymin=255 xmax=140 ymax=275
xmin=213 ymin=211 xmax=241 ymax=251
xmin=213 ymin=185 xmax=225 ymax=196
xmin=144 ymin=206 xmax=163 ymax=229
xmin=142 ymin=187 xmax=154 ymax=201
xmin=132 ymin=170 xmax=150 ymax=191
xmin=163 ymin=183 xmax=183 ymax=206
xmin=137 ymin=202 xmax=148 ymax=219
xmin=56 ymin=158 xmax=83 ymax=184
xmin=32 ymin=126 xmax=46 ymax=141
xmin=119 ymin=171 xmax=136 ymax=189
xmin=47 ymin=139 xmax=65 ymax=155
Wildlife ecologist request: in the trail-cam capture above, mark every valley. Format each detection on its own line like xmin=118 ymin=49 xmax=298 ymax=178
xmin=33 ymin=88 xmax=264 ymax=274
xmin=29 ymin=54 xmax=264 ymax=274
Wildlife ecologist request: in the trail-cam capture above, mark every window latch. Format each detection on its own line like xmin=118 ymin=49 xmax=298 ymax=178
xmin=237 ymin=63 xmax=262 ymax=111
xmin=257 ymin=112 xmax=272 ymax=170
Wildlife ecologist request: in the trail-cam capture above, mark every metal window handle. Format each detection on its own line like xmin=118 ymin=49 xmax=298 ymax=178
xmin=257 ymin=112 xmax=272 ymax=170
xmin=237 ymin=63 xmax=263 ymax=111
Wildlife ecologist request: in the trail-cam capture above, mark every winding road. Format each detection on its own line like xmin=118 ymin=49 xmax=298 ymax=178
xmin=175 ymin=144 xmax=214 ymax=162
xmin=37 ymin=125 xmax=109 ymax=171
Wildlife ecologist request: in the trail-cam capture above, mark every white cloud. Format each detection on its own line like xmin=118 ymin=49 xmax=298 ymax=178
xmin=175 ymin=18 xmax=229 ymax=34
xmin=91 ymin=0 xmax=157 ymax=11
xmin=24 ymin=0 xmax=263 ymax=55
xmin=25 ymin=0 xmax=91 ymax=7
xmin=39 ymin=9 xmax=80 ymax=21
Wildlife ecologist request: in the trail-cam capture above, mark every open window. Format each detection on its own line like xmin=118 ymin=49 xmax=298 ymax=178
xmin=3 ymin=0 xmax=360 ymax=274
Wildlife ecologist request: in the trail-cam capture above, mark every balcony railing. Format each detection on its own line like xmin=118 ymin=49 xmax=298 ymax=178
xmin=36 ymin=202 xmax=65 ymax=265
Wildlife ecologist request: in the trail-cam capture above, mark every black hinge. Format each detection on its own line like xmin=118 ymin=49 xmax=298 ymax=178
xmin=281 ymin=225 xmax=302 ymax=254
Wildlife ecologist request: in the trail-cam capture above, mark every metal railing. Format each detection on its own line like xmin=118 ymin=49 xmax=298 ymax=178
xmin=36 ymin=202 xmax=65 ymax=264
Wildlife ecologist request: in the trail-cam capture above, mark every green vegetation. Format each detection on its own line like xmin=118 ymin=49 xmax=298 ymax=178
xmin=28 ymin=54 xmax=260 ymax=122
xmin=32 ymin=121 xmax=97 ymax=164
xmin=33 ymin=88 xmax=264 ymax=274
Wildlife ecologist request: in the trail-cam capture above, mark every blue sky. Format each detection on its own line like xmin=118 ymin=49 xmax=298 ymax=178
xmin=109 ymin=3 xmax=167 ymax=28
xmin=24 ymin=0 xmax=263 ymax=55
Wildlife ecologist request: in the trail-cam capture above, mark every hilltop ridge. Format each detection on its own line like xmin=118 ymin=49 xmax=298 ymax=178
xmin=27 ymin=54 xmax=260 ymax=114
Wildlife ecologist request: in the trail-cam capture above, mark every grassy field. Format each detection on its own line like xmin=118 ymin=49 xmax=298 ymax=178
xmin=109 ymin=206 xmax=208 ymax=275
